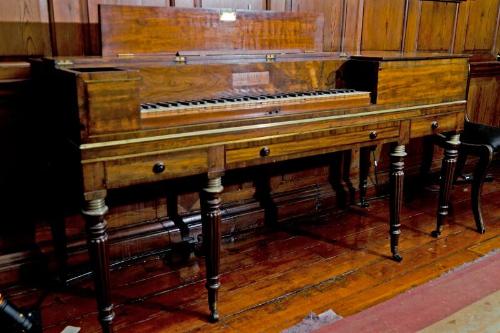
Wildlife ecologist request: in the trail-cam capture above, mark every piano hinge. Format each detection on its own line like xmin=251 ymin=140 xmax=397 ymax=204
xmin=175 ymin=52 xmax=186 ymax=64
xmin=55 ymin=59 xmax=74 ymax=66
xmin=266 ymin=53 xmax=276 ymax=62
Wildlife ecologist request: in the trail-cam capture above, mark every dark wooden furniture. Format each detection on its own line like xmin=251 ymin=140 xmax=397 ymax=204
xmin=433 ymin=61 xmax=500 ymax=237
xmin=33 ymin=6 xmax=469 ymax=332
xmin=432 ymin=61 xmax=500 ymax=237
xmin=454 ymin=121 xmax=499 ymax=233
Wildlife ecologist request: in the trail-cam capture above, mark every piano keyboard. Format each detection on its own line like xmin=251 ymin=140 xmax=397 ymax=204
xmin=140 ymin=89 xmax=368 ymax=114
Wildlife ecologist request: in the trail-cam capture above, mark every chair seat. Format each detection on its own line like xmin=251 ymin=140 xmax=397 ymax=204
xmin=462 ymin=122 xmax=500 ymax=152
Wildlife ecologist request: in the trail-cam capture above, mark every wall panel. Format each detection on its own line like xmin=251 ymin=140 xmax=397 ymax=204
xmin=463 ymin=0 xmax=500 ymax=53
xmin=201 ymin=0 xmax=265 ymax=9
xmin=342 ymin=0 xmax=364 ymax=52
xmin=269 ymin=0 xmax=288 ymax=11
xmin=467 ymin=76 xmax=500 ymax=127
xmin=0 ymin=0 xmax=51 ymax=56
xmin=48 ymin=0 xmax=87 ymax=56
xmin=292 ymin=0 xmax=344 ymax=52
xmin=417 ymin=1 xmax=457 ymax=52
xmin=361 ymin=0 xmax=406 ymax=51
xmin=174 ymin=0 xmax=196 ymax=7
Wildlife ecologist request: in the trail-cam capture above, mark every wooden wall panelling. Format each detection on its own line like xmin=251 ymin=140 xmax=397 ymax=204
xmin=453 ymin=0 xmax=471 ymax=54
xmin=360 ymin=0 xmax=406 ymax=51
xmin=200 ymin=0 xmax=265 ymax=10
xmin=467 ymin=76 xmax=500 ymax=127
xmin=0 ymin=0 xmax=52 ymax=56
xmin=292 ymin=0 xmax=344 ymax=52
xmin=463 ymin=0 xmax=500 ymax=54
xmin=173 ymin=0 xmax=196 ymax=7
xmin=417 ymin=0 xmax=458 ymax=52
xmin=269 ymin=0 xmax=288 ymax=11
xmin=404 ymin=0 xmax=421 ymax=52
xmin=47 ymin=0 xmax=88 ymax=56
xmin=454 ymin=0 xmax=500 ymax=55
xmin=342 ymin=0 xmax=364 ymax=52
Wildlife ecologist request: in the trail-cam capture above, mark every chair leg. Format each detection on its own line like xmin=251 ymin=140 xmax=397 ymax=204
xmin=454 ymin=149 xmax=468 ymax=182
xmin=470 ymin=145 xmax=493 ymax=234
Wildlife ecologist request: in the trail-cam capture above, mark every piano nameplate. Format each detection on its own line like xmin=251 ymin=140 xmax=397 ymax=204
xmin=232 ymin=72 xmax=270 ymax=87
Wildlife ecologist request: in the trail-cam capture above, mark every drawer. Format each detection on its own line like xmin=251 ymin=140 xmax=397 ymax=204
xmin=226 ymin=125 xmax=400 ymax=166
xmin=105 ymin=149 xmax=208 ymax=188
xmin=410 ymin=113 xmax=459 ymax=138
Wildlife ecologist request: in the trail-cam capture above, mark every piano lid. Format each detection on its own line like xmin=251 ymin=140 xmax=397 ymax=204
xmin=99 ymin=5 xmax=325 ymax=57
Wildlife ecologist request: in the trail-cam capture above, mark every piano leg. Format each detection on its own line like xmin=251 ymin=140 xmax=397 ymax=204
xmin=201 ymin=176 xmax=223 ymax=322
xmin=389 ymin=145 xmax=407 ymax=262
xmin=82 ymin=197 xmax=115 ymax=333
xmin=432 ymin=134 xmax=460 ymax=238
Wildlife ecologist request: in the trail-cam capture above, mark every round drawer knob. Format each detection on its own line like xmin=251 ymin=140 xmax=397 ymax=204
xmin=260 ymin=146 xmax=271 ymax=157
xmin=152 ymin=162 xmax=166 ymax=174
xmin=369 ymin=131 xmax=378 ymax=140
xmin=431 ymin=121 xmax=439 ymax=130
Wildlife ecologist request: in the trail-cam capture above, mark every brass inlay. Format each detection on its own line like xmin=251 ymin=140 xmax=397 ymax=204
xmin=80 ymin=100 xmax=465 ymax=151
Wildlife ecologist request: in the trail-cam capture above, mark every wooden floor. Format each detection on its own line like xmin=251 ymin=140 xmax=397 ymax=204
xmin=4 ymin=164 xmax=500 ymax=333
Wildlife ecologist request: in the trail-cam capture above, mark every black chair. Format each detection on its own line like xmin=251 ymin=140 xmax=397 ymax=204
xmin=453 ymin=121 xmax=500 ymax=233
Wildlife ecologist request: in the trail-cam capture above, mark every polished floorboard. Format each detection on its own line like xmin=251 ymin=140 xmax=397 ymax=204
xmin=4 ymin=165 xmax=500 ymax=333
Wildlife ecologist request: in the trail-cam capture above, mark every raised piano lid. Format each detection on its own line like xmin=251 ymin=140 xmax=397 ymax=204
xmin=45 ymin=50 xmax=346 ymax=68
xmin=99 ymin=5 xmax=325 ymax=57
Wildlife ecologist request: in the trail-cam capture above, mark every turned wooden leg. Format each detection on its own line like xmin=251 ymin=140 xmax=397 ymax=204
xmin=471 ymin=145 xmax=493 ymax=234
xmin=201 ymin=177 xmax=223 ymax=322
xmin=454 ymin=148 xmax=468 ymax=182
xmin=359 ymin=146 xmax=372 ymax=208
xmin=432 ymin=134 xmax=460 ymax=238
xmin=389 ymin=145 xmax=406 ymax=262
xmin=82 ymin=198 xmax=114 ymax=333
